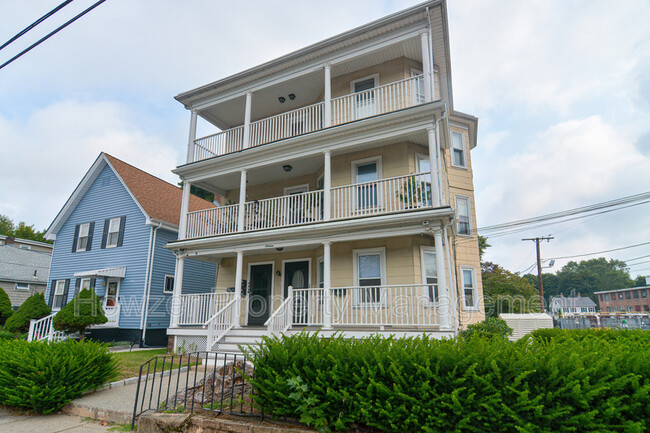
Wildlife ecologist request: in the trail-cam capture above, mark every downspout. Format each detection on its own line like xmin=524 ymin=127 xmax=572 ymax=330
xmin=435 ymin=111 xmax=446 ymax=206
xmin=140 ymin=222 xmax=162 ymax=346
xmin=443 ymin=219 xmax=459 ymax=334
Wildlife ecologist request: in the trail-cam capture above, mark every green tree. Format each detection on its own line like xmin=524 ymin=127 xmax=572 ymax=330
xmin=53 ymin=289 xmax=107 ymax=339
xmin=4 ymin=293 xmax=51 ymax=333
xmin=178 ymin=180 xmax=215 ymax=203
xmin=482 ymin=262 xmax=540 ymax=317
xmin=0 ymin=214 xmax=50 ymax=243
xmin=0 ymin=215 xmax=14 ymax=236
xmin=634 ymin=275 xmax=648 ymax=287
xmin=478 ymin=235 xmax=490 ymax=260
xmin=0 ymin=287 xmax=13 ymax=326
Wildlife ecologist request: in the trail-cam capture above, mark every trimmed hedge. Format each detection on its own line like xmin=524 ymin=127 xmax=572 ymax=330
xmin=0 ymin=339 xmax=118 ymax=413
xmin=0 ymin=287 xmax=13 ymax=325
xmin=0 ymin=330 xmax=27 ymax=341
xmin=4 ymin=293 xmax=50 ymax=333
xmin=54 ymin=289 xmax=107 ymax=337
xmin=248 ymin=331 xmax=650 ymax=432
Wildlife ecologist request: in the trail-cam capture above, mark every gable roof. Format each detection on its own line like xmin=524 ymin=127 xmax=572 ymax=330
xmin=550 ymin=296 xmax=597 ymax=308
xmin=46 ymin=153 xmax=215 ymax=240
xmin=0 ymin=244 xmax=51 ymax=285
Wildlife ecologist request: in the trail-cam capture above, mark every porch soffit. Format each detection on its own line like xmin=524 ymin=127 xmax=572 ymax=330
xmin=168 ymin=207 xmax=453 ymax=259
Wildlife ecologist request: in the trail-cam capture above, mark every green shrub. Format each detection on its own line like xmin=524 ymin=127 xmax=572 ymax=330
xmin=247 ymin=331 xmax=650 ymax=432
xmin=54 ymin=289 xmax=107 ymax=338
xmin=458 ymin=316 xmax=513 ymax=339
xmin=0 ymin=339 xmax=118 ymax=413
xmin=0 ymin=287 xmax=13 ymax=326
xmin=4 ymin=293 xmax=50 ymax=333
xmin=0 ymin=330 xmax=27 ymax=341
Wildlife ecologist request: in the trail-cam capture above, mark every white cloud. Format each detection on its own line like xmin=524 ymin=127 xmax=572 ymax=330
xmin=0 ymin=100 xmax=181 ymax=229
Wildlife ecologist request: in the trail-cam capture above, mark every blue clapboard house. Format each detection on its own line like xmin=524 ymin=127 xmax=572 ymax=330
xmin=44 ymin=153 xmax=217 ymax=346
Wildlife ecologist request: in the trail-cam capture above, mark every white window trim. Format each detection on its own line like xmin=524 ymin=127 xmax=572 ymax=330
xmin=14 ymin=282 xmax=29 ymax=291
xmin=460 ymin=266 xmax=479 ymax=311
xmin=415 ymin=152 xmax=430 ymax=174
xmin=351 ymin=155 xmax=383 ymax=183
xmin=450 ymin=130 xmax=468 ymax=169
xmin=352 ymin=247 xmax=387 ymax=306
xmin=80 ymin=278 xmax=91 ymax=292
xmin=420 ymin=246 xmax=437 ymax=304
xmin=349 ymin=73 xmax=380 ymax=93
xmin=454 ymin=195 xmax=472 ymax=237
xmin=53 ymin=280 xmax=66 ymax=311
xmin=163 ymin=274 xmax=175 ymax=294
xmin=106 ymin=217 xmax=121 ymax=248
xmin=76 ymin=222 xmax=91 ymax=252
xmin=317 ymin=256 xmax=324 ymax=288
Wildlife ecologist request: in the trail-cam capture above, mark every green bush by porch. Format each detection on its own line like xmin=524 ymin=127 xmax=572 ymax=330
xmin=0 ymin=339 xmax=118 ymax=414
xmin=248 ymin=330 xmax=650 ymax=432
xmin=0 ymin=287 xmax=13 ymax=326
xmin=54 ymin=288 xmax=107 ymax=338
xmin=4 ymin=293 xmax=50 ymax=333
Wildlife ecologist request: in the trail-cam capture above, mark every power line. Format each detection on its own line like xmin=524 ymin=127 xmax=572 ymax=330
xmin=624 ymin=254 xmax=650 ymax=263
xmin=0 ymin=0 xmax=74 ymax=52
xmin=548 ymin=241 xmax=650 ymax=260
xmin=0 ymin=0 xmax=107 ymax=71
xmin=628 ymin=260 xmax=650 ymax=267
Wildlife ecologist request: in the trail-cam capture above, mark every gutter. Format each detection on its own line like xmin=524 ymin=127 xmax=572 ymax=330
xmin=140 ymin=222 xmax=162 ymax=346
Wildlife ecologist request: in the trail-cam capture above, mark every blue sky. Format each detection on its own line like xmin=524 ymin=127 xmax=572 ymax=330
xmin=1 ymin=0 xmax=649 ymax=277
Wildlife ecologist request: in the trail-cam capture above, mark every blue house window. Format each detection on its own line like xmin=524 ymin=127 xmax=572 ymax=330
xmin=73 ymin=222 xmax=94 ymax=252
xmin=164 ymin=275 xmax=174 ymax=294
xmin=101 ymin=216 xmax=126 ymax=249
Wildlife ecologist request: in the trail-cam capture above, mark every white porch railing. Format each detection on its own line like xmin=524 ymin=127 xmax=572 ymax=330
xmin=331 ymin=75 xmax=423 ymax=125
xmin=27 ymin=313 xmax=67 ymax=342
xmin=265 ymin=290 xmax=293 ymax=334
xmin=244 ymin=190 xmax=323 ymax=231
xmin=328 ymin=284 xmax=439 ymax=326
xmin=331 ymin=173 xmax=432 ymax=220
xmin=186 ymin=204 xmax=238 ymax=238
xmin=192 ymin=126 xmax=244 ymax=162
xmin=291 ymin=288 xmax=324 ymax=326
xmin=249 ymin=102 xmax=324 ymax=148
xmin=179 ymin=292 xmax=234 ymax=326
xmin=206 ymin=298 xmax=238 ymax=351
xmin=190 ymin=75 xmax=426 ymax=162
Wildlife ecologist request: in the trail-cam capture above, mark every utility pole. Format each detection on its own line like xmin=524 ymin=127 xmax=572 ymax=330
xmin=522 ymin=236 xmax=554 ymax=312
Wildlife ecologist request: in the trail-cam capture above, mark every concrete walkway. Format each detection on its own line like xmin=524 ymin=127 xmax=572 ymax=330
xmin=0 ymin=408 xmax=112 ymax=433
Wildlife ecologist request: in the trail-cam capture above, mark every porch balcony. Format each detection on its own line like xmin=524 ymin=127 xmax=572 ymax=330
xmin=185 ymin=172 xmax=433 ymax=239
xmin=191 ymin=75 xmax=429 ymax=163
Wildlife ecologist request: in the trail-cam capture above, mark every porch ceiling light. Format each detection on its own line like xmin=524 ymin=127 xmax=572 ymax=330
xmin=288 ymin=93 xmax=296 ymax=100
xmin=278 ymin=96 xmax=286 ymax=103
xmin=283 ymin=165 xmax=292 ymax=172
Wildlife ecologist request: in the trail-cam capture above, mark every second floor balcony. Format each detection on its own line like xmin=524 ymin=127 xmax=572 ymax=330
xmin=184 ymin=172 xmax=434 ymax=239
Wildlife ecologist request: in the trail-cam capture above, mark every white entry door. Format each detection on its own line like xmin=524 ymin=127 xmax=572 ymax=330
xmin=104 ymin=278 xmax=121 ymax=325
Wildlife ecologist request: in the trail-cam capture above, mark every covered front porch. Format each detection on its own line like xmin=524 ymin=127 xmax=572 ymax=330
xmin=167 ymin=213 xmax=457 ymax=352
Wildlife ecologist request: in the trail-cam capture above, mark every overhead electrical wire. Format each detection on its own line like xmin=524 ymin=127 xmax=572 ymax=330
xmin=0 ymin=0 xmax=107 ymax=71
xmin=547 ymin=241 xmax=650 ymax=261
xmin=0 ymin=0 xmax=74 ymax=52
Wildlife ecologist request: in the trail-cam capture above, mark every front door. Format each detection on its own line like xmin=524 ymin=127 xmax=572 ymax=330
xmin=104 ymin=278 xmax=120 ymax=325
xmin=284 ymin=260 xmax=310 ymax=325
xmin=248 ymin=264 xmax=273 ymax=326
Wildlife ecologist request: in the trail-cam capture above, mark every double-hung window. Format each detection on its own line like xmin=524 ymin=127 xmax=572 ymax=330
xmin=455 ymin=196 xmax=471 ymax=235
xmin=461 ymin=267 xmax=478 ymax=310
xmin=451 ymin=131 xmax=467 ymax=168
xmin=421 ymin=248 xmax=438 ymax=303
xmin=355 ymin=249 xmax=384 ymax=304
xmin=163 ymin=275 xmax=175 ymax=294
xmin=106 ymin=217 xmax=121 ymax=248
xmin=76 ymin=223 xmax=91 ymax=251
xmin=53 ymin=280 xmax=66 ymax=310
xmin=353 ymin=157 xmax=381 ymax=210
xmin=15 ymin=282 xmax=29 ymax=291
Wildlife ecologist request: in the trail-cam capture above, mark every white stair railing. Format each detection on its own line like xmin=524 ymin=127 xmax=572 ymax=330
xmin=291 ymin=288 xmax=324 ymax=326
xmin=205 ymin=298 xmax=238 ymax=351
xmin=27 ymin=313 xmax=67 ymax=342
xmin=265 ymin=287 xmax=293 ymax=334
xmin=179 ymin=292 xmax=234 ymax=325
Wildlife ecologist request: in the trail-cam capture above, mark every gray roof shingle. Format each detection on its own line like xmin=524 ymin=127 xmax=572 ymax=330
xmin=0 ymin=245 xmax=51 ymax=285
xmin=551 ymin=296 xmax=597 ymax=308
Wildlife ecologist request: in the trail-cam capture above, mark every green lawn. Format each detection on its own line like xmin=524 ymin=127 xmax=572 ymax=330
xmin=112 ymin=349 xmax=201 ymax=381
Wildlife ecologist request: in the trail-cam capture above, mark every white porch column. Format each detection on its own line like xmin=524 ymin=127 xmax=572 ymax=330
xmin=420 ymin=31 xmax=433 ymax=102
xmin=322 ymin=241 xmax=332 ymax=329
xmin=427 ymin=127 xmax=442 ymax=207
xmin=179 ymin=180 xmax=192 ymax=239
xmin=434 ymin=229 xmax=451 ymax=329
xmin=324 ymin=64 xmax=332 ymax=127
xmin=323 ymin=150 xmax=331 ymax=221
xmin=170 ymin=256 xmax=185 ymax=327
xmin=237 ymin=170 xmax=247 ymax=232
xmin=186 ymin=110 xmax=198 ymax=163
xmin=233 ymin=250 xmax=244 ymax=328
xmin=243 ymin=91 xmax=253 ymax=148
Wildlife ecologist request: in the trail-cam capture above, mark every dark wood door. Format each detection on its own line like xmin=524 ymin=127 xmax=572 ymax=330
xmin=248 ymin=264 xmax=273 ymax=326
xmin=284 ymin=261 xmax=310 ymax=325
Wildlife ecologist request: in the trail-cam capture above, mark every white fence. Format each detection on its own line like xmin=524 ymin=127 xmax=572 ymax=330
xmin=291 ymin=288 xmax=324 ymax=326
xmin=331 ymin=173 xmax=431 ymax=219
xmin=244 ymin=190 xmax=323 ymax=231
xmin=179 ymin=292 xmax=234 ymax=326
xmin=190 ymin=75 xmax=425 ymax=161
xmin=27 ymin=313 xmax=67 ymax=342
xmin=206 ymin=298 xmax=238 ymax=351
xmin=249 ymin=102 xmax=324 ymax=148
xmin=186 ymin=204 xmax=239 ymax=238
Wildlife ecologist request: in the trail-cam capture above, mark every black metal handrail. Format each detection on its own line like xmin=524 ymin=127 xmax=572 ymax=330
xmin=130 ymin=351 xmax=261 ymax=429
